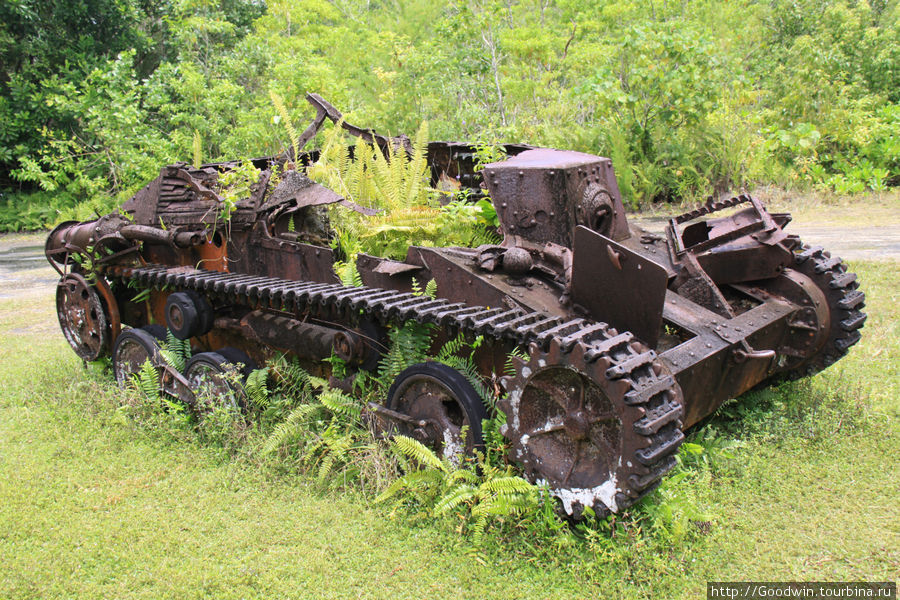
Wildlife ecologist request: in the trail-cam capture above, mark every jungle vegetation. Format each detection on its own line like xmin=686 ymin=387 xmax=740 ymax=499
xmin=0 ymin=0 xmax=897 ymax=231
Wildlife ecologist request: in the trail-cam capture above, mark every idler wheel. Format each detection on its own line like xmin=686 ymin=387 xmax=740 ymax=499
xmin=56 ymin=273 xmax=109 ymax=361
xmin=185 ymin=348 xmax=254 ymax=410
xmin=384 ymin=362 xmax=488 ymax=465
xmin=112 ymin=328 xmax=163 ymax=388
xmin=165 ymin=291 xmax=213 ymax=340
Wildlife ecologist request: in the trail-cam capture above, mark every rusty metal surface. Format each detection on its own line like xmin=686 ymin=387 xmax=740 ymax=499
xmin=56 ymin=273 xmax=109 ymax=361
xmin=571 ymin=226 xmax=668 ymax=348
xmin=45 ymin=95 xmax=867 ymax=517
xmin=499 ymin=336 xmax=683 ymax=517
xmin=484 ymin=149 xmax=629 ymax=248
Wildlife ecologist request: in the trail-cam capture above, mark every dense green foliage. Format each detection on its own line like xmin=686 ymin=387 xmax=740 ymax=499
xmin=1 ymin=0 xmax=897 ymax=230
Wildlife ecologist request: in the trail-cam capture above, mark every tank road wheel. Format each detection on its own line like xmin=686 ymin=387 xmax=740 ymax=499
xmin=776 ymin=243 xmax=866 ymax=378
xmin=165 ymin=291 xmax=214 ymax=340
xmin=385 ymin=362 xmax=488 ymax=465
xmin=112 ymin=328 xmax=163 ymax=388
xmin=56 ymin=273 xmax=109 ymax=361
xmin=499 ymin=336 xmax=685 ymax=518
xmin=185 ymin=348 xmax=254 ymax=411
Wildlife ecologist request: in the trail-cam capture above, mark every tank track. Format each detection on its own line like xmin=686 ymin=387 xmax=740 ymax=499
xmin=788 ymin=243 xmax=866 ymax=376
xmin=108 ymin=263 xmax=684 ymax=512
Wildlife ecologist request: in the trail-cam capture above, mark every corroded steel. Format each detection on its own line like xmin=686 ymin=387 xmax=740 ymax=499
xmin=46 ymin=94 xmax=866 ymax=517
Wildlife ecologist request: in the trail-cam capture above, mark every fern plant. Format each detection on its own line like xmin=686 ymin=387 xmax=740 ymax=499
xmin=378 ymin=435 xmax=540 ymax=544
xmin=245 ymin=368 xmax=270 ymax=409
xmin=411 ymin=277 xmax=437 ymax=298
xmin=217 ymin=160 xmax=261 ymax=221
xmin=261 ymin=370 xmax=373 ymax=487
xmin=192 ymin=130 xmax=202 ymax=168
xmin=133 ymin=359 xmax=161 ymax=402
xmin=377 ymin=321 xmax=436 ymax=383
xmin=158 ymin=329 xmax=191 ymax=372
xmin=269 ymin=90 xmax=300 ymax=165
xmin=308 ymin=120 xmax=502 ymax=261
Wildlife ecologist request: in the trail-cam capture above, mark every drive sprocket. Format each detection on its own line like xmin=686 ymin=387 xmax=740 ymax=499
xmin=498 ymin=333 xmax=685 ymax=518
xmin=787 ymin=243 xmax=866 ymax=375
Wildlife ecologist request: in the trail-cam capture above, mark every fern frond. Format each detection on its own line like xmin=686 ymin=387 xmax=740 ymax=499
xmin=269 ymin=90 xmax=299 ymax=164
xmin=192 ymin=130 xmax=202 ymax=168
xmin=424 ymin=278 xmax=437 ymax=299
xmin=480 ymin=475 xmax=536 ymax=496
xmin=404 ymin=121 xmax=429 ymax=206
xmin=377 ymin=321 xmax=434 ymax=383
xmin=438 ymin=355 xmax=493 ymax=408
xmin=132 ymin=359 xmax=160 ymax=402
xmin=391 ymin=435 xmax=447 ymax=472
xmin=437 ymin=333 xmax=467 ymax=360
xmin=159 ymin=329 xmax=191 ymax=372
xmin=504 ymin=347 xmax=529 ymax=376
xmin=447 ymin=468 xmax=480 ymax=485
xmin=335 ymin=260 xmax=363 ymax=287
xmin=319 ymin=389 xmax=361 ymax=420
xmin=261 ymin=402 xmax=323 ymax=455
xmin=434 ymin=484 xmax=476 ymax=515
xmin=245 ymin=368 xmax=270 ymax=408
xmin=307 ymin=375 xmax=328 ymax=389
xmin=376 ymin=468 xmax=445 ymax=503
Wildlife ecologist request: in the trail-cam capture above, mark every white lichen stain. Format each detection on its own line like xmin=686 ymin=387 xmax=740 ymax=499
xmin=508 ymin=388 xmax=522 ymax=430
xmin=553 ymin=479 xmax=619 ymax=515
xmin=537 ymin=359 xmax=546 ymax=368
xmin=442 ymin=429 xmax=464 ymax=468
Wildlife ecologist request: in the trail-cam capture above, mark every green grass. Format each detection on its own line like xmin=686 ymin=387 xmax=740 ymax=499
xmin=1 ymin=260 xmax=897 ymax=599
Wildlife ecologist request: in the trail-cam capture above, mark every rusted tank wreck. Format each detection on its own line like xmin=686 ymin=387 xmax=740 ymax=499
xmin=47 ymin=94 xmax=865 ymax=517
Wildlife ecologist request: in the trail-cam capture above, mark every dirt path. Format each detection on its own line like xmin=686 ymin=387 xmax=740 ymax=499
xmin=0 ymin=234 xmax=59 ymax=300
xmin=2 ymin=217 xmax=898 ymax=301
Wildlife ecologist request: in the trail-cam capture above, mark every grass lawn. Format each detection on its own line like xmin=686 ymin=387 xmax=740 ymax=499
xmin=0 ymin=258 xmax=896 ymax=599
